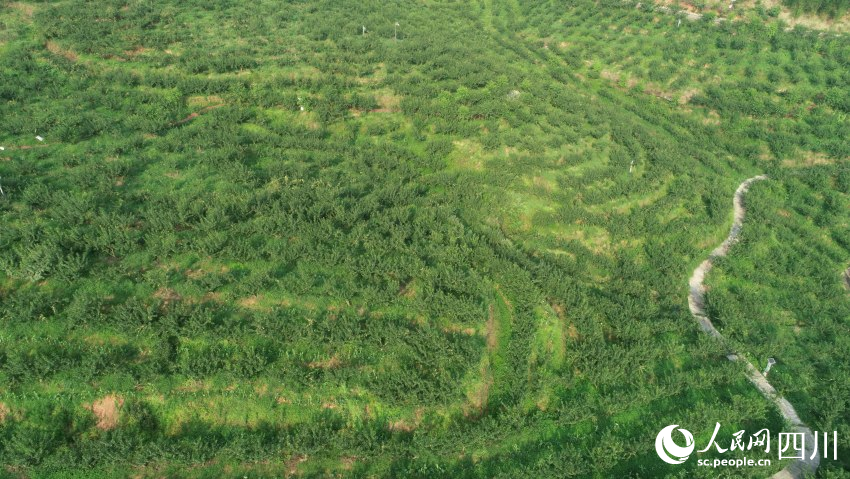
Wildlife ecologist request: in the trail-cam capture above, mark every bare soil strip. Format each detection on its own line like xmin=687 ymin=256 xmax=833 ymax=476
xmin=3 ymin=144 xmax=51 ymax=151
xmin=687 ymin=176 xmax=819 ymax=479
xmin=174 ymin=104 xmax=225 ymax=125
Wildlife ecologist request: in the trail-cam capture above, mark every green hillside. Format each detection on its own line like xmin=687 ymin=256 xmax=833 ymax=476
xmin=0 ymin=1 xmax=848 ymax=477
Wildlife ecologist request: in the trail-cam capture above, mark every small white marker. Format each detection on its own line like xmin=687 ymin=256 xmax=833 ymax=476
xmin=0 ymin=146 xmax=5 ymax=151
xmin=35 ymin=136 xmax=44 ymax=142
xmin=762 ymin=357 xmax=776 ymax=376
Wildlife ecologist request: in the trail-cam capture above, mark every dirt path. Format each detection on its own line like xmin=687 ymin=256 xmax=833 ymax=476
xmin=687 ymin=175 xmax=819 ymax=479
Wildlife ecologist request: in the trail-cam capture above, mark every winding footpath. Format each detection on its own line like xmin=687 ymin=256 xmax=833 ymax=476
xmin=687 ymin=175 xmax=819 ymax=479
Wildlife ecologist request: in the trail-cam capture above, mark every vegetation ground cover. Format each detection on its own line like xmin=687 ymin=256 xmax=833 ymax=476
xmin=0 ymin=0 xmax=848 ymax=477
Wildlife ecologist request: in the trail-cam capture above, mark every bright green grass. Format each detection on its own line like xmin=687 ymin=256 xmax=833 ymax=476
xmin=1 ymin=0 xmax=847 ymax=477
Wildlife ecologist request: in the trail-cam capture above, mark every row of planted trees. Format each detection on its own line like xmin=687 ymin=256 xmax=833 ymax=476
xmin=1 ymin=0 xmax=845 ymax=476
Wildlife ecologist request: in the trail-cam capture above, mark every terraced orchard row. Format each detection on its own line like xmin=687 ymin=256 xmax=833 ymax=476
xmin=0 ymin=0 xmax=847 ymax=477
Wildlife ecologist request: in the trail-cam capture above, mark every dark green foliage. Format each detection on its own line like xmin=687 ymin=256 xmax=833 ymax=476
xmin=781 ymin=0 xmax=850 ymax=17
xmin=0 ymin=0 xmax=846 ymax=477
xmin=705 ymin=169 xmax=850 ymax=471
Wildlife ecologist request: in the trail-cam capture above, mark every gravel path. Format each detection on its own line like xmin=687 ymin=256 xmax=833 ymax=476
xmin=687 ymin=175 xmax=819 ymax=479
